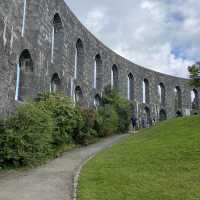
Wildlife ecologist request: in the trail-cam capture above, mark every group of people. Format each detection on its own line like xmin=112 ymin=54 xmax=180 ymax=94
xmin=131 ymin=113 xmax=156 ymax=132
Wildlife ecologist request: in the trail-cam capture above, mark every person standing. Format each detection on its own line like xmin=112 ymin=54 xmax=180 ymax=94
xmin=131 ymin=114 xmax=137 ymax=134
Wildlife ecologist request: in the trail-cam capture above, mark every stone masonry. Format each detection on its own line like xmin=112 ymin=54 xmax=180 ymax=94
xmin=0 ymin=0 xmax=199 ymax=121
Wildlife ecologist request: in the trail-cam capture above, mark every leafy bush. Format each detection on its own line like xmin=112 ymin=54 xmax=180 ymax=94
xmin=102 ymin=88 xmax=132 ymax=133
xmin=36 ymin=92 xmax=82 ymax=147
xmin=115 ymin=100 xmax=132 ymax=133
xmin=96 ymin=104 xmax=119 ymax=137
xmin=0 ymin=104 xmax=54 ymax=168
xmin=73 ymin=107 xmax=98 ymax=145
xmin=0 ymin=90 xmax=132 ymax=169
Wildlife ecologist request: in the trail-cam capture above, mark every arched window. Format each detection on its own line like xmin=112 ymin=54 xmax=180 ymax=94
xmin=94 ymin=94 xmax=101 ymax=107
xmin=111 ymin=64 xmax=119 ymax=89
xmin=176 ymin=110 xmax=183 ymax=117
xmin=50 ymin=73 xmax=61 ymax=93
xmin=53 ymin=13 xmax=63 ymax=32
xmin=174 ymin=86 xmax=182 ymax=115
xmin=75 ymin=86 xmax=83 ymax=106
xmin=15 ymin=49 xmax=33 ymax=101
xmin=143 ymin=79 xmax=150 ymax=104
xmin=142 ymin=106 xmax=151 ymax=128
xmin=94 ymin=54 xmax=103 ymax=90
xmin=191 ymin=89 xmax=199 ymax=111
xmin=127 ymin=73 xmax=134 ymax=100
xmin=75 ymin=39 xmax=84 ymax=80
xmin=51 ymin=13 xmax=64 ymax=63
xmin=159 ymin=109 xmax=167 ymax=121
xmin=158 ymin=83 xmax=165 ymax=106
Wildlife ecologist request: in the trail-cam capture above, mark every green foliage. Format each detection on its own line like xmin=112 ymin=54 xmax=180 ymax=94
xmin=0 ymin=104 xmax=54 ymax=168
xmin=0 ymin=90 xmax=132 ymax=169
xmin=96 ymin=104 xmax=119 ymax=137
xmin=36 ymin=92 xmax=82 ymax=146
xmin=73 ymin=107 xmax=98 ymax=145
xmin=102 ymin=88 xmax=133 ymax=133
xmin=188 ymin=62 xmax=200 ymax=88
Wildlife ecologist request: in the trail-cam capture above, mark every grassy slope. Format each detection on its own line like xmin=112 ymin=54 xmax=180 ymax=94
xmin=78 ymin=116 xmax=200 ymax=200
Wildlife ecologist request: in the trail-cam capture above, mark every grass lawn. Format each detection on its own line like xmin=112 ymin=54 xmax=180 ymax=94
xmin=77 ymin=115 xmax=200 ymax=200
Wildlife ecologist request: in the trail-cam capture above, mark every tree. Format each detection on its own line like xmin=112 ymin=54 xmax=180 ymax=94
xmin=188 ymin=62 xmax=200 ymax=88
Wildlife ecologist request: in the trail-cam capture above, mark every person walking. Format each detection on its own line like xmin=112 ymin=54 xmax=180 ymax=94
xmin=131 ymin=114 xmax=137 ymax=134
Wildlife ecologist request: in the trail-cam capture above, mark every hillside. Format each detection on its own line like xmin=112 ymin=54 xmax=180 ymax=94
xmin=78 ymin=115 xmax=200 ymax=200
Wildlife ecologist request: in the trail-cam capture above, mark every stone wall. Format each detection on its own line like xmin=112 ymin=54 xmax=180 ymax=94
xmin=0 ymin=0 xmax=199 ymax=120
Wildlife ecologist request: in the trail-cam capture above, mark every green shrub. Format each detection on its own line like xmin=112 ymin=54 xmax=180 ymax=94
xmin=73 ymin=107 xmax=98 ymax=145
xmin=76 ymin=128 xmax=98 ymax=145
xmin=96 ymin=104 xmax=119 ymax=137
xmin=80 ymin=107 xmax=97 ymax=128
xmin=36 ymin=92 xmax=82 ymax=147
xmin=102 ymin=88 xmax=132 ymax=133
xmin=115 ymin=100 xmax=132 ymax=133
xmin=0 ymin=89 xmax=132 ymax=170
xmin=0 ymin=104 xmax=54 ymax=168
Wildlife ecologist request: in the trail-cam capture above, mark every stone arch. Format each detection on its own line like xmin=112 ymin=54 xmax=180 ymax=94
xmin=142 ymin=106 xmax=151 ymax=127
xmin=17 ymin=49 xmax=34 ymax=101
xmin=94 ymin=94 xmax=101 ymax=107
xmin=53 ymin=13 xmax=63 ymax=32
xmin=75 ymin=86 xmax=84 ymax=106
xmin=75 ymin=39 xmax=84 ymax=80
xmin=127 ymin=73 xmax=134 ymax=101
xmin=159 ymin=109 xmax=167 ymax=121
xmin=176 ymin=110 xmax=183 ymax=117
xmin=174 ymin=86 xmax=182 ymax=114
xmin=94 ymin=54 xmax=103 ymax=90
xmin=191 ymin=89 xmax=199 ymax=112
xmin=158 ymin=82 xmax=166 ymax=106
xmin=143 ymin=79 xmax=150 ymax=104
xmin=51 ymin=13 xmax=64 ymax=63
xmin=50 ymin=73 xmax=61 ymax=92
xmin=111 ymin=64 xmax=119 ymax=89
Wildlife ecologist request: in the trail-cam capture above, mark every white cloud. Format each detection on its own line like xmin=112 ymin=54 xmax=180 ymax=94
xmin=84 ymin=9 xmax=107 ymax=33
xmin=141 ymin=1 xmax=154 ymax=10
xmin=65 ymin=0 xmax=199 ymax=78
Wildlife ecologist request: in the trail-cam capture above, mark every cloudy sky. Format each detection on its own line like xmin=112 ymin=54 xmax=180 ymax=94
xmin=64 ymin=0 xmax=200 ymax=78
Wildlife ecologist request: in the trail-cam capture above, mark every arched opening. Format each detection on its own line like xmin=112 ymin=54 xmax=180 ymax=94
xmin=111 ymin=65 xmax=119 ymax=89
xmin=50 ymin=73 xmax=61 ymax=93
xmin=51 ymin=13 xmax=64 ymax=63
xmin=53 ymin=13 xmax=63 ymax=32
xmin=158 ymin=83 xmax=165 ymax=106
xmin=75 ymin=39 xmax=84 ymax=80
xmin=127 ymin=73 xmax=134 ymax=101
xmin=159 ymin=109 xmax=167 ymax=121
xmin=75 ymin=86 xmax=84 ymax=106
xmin=176 ymin=110 xmax=183 ymax=117
xmin=94 ymin=94 xmax=101 ymax=107
xmin=16 ymin=49 xmax=33 ymax=101
xmin=94 ymin=54 xmax=103 ymax=90
xmin=143 ymin=79 xmax=150 ymax=104
xmin=191 ymin=89 xmax=199 ymax=112
xmin=174 ymin=86 xmax=182 ymax=114
xmin=142 ymin=106 xmax=151 ymax=128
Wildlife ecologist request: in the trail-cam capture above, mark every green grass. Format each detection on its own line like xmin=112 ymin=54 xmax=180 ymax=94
xmin=77 ymin=115 xmax=200 ymax=200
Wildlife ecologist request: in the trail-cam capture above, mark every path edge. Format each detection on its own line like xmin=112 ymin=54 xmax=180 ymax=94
xmin=72 ymin=134 xmax=130 ymax=200
xmin=72 ymin=155 xmax=95 ymax=200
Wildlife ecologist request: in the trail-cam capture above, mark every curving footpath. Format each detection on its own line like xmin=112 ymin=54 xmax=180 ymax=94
xmin=0 ymin=134 xmax=129 ymax=200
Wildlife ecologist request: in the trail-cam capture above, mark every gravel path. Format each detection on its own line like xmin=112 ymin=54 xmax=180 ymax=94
xmin=0 ymin=134 xmax=129 ymax=200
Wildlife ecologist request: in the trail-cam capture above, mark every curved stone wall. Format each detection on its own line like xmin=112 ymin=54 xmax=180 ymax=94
xmin=0 ymin=0 xmax=199 ymax=121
